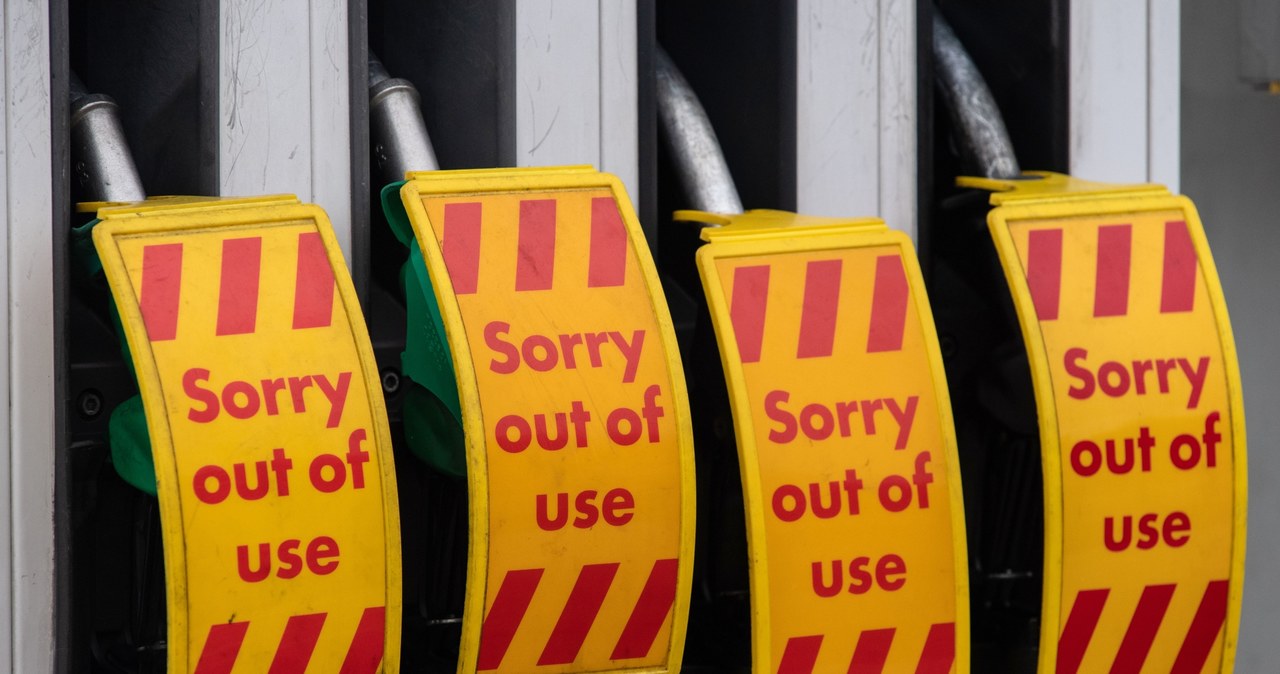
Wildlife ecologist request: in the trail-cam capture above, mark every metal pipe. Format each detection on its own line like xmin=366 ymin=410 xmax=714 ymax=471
xmin=931 ymin=11 xmax=1021 ymax=180
xmin=654 ymin=46 xmax=743 ymax=215
xmin=69 ymin=72 xmax=147 ymax=203
xmin=368 ymin=52 xmax=439 ymax=185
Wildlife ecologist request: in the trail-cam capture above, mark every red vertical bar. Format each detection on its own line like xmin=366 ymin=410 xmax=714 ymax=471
xmin=1026 ymin=228 xmax=1063 ymax=321
xmin=1161 ymin=220 xmax=1197 ymax=313
xmin=193 ymin=621 xmax=249 ymax=674
xmin=538 ymin=563 xmax=621 ymax=666
xmin=216 ymin=237 xmax=263 ymax=335
xmin=796 ymin=259 xmax=843 ymax=359
xmin=1170 ymin=580 xmax=1229 ymax=674
xmin=1094 ymin=224 xmax=1133 ymax=317
xmin=515 ymin=199 xmax=556 ymax=291
xmin=729 ymin=265 xmax=770 ymax=364
xmin=777 ymin=635 xmax=823 ymax=674
xmin=610 ymin=558 xmax=679 ymax=660
xmin=846 ymin=628 xmax=895 ymax=674
xmin=268 ymin=613 xmax=327 ymax=674
xmin=589 ymin=197 xmax=628 ymax=288
xmin=866 ymin=255 xmax=908 ymax=353
xmin=477 ymin=569 xmax=545 ymax=671
xmin=292 ymin=232 xmax=335 ymax=330
xmin=338 ymin=606 xmax=386 ymax=674
xmin=443 ymin=202 xmax=483 ymax=294
xmin=139 ymin=243 xmax=183 ymax=341
xmin=914 ymin=622 xmax=955 ymax=674
xmin=1058 ymin=589 xmax=1110 ymax=674
xmin=1109 ymin=584 xmax=1176 ymax=674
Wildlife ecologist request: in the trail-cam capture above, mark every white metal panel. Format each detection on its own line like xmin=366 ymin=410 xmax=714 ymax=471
xmin=514 ymin=0 xmax=639 ymax=201
xmin=220 ymin=0 xmax=353 ymax=261
xmin=1070 ymin=0 xmax=1180 ymax=188
xmin=3 ymin=0 xmax=56 ymax=670
xmin=795 ymin=0 xmax=917 ymax=238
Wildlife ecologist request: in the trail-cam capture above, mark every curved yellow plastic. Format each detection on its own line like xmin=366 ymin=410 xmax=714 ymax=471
xmin=92 ymin=196 xmax=402 ymax=673
xmin=694 ymin=210 xmax=970 ymax=673
xmin=397 ymin=167 xmax=696 ymax=674
xmin=976 ymin=172 xmax=1247 ymax=673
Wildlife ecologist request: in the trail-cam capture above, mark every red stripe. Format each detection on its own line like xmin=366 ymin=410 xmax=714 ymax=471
xmin=846 ymin=628 xmax=894 ymax=674
xmin=538 ymin=563 xmax=620 ymax=666
xmin=611 ymin=558 xmax=679 ymax=660
xmin=866 ymin=255 xmax=908 ymax=353
xmin=1093 ymin=224 xmax=1132 ymax=318
xmin=796 ymin=259 xmax=843 ymax=359
xmin=268 ymin=613 xmax=327 ymax=674
xmin=914 ymin=622 xmax=955 ymax=674
xmin=516 ymin=199 xmax=556 ymax=291
xmin=292 ymin=232 xmax=335 ymax=329
xmin=1109 ymin=583 xmax=1176 ymax=674
xmin=1026 ymin=228 xmax=1063 ymax=321
xmin=1171 ymin=580 xmax=1229 ymax=674
xmin=729 ymin=265 xmax=770 ymax=364
xmin=477 ymin=568 xmax=544 ymax=671
xmin=338 ymin=606 xmax=386 ymax=674
xmin=777 ymin=635 xmax=823 ymax=674
xmin=216 ymin=237 xmax=262 ymax=336
xmin=1058 ymin=589 xmax=1110 ymax=674
xmin=1161 ymin=220 xmax=1197 ymax=313
xmin=588 ymin=197 xmax=628 ymax=288
xmin=193 ymin=621 xmax=249 ymax=674
xmin=443 ymin=202 xmax=483 ymax=294
xmin=139 ymin=243 xmax=183 ymax=341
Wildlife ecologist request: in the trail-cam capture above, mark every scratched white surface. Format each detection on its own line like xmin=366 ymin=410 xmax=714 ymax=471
xmin=796 ymin=0 xmax=917 ymax=239
xmin=3 ymin=0 xmax=56 ymax=670
xmin=220 ymin=0 xmax=353 ymax=261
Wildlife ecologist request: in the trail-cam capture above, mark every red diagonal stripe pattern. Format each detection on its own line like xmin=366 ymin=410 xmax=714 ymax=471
xmin=866 ymin=255 xmax=908 ymax=353
xmin=443 ymin=201 xmax=483 ymax=294
xmin=338 ymin=606 xmax=386 ymax=674
xmin=1161 ymin=220 xmax=1197 ymax=314
xmin=217 ymin=236 xmax=263 ymax=336
xmin=1026 ymin=228 xmax=1063 ymax=321
xmin=477 ymin=568 xmax=544 ymax=671
xmin=589 ymin=197 xmax=628 ymax=288
xmin=1058 ymin=588 xmax=1110 ymax=674
xmin=538 ymin=563 xmax=621 ymax=666
xmin=611 ymin=558 xmax=679 ymax=660
xmin=846 ymin=627 xmax=895 ymax=673
xmin=1110 ymin=583 xmax=1175 ymax=673
xmin=777 ymin=635 xmax=823 ymax=674
xmin=139 ymin=243 xmax=184 ymax=341
xmin=268 ymin=612 xmax=327 ymax=674
xmin=730 ymin=265 xmax=771 ymax=364
xmin=193 ymin=621 xmax=249 ymax=674
xmin=292 ymin=232 xmax=335 ymax=329
xmin=1093 ymin=224 xmax=1132 ymax=318
xmin=1171 ymin=580 xmax=1229 ymax=674
xmin=915 ymin=622 xmax=955 ymax=674
xmin=516 ymin=199 xmax=556 ymax=291
xmin=796 ymin=259 xmax=843 ymax=359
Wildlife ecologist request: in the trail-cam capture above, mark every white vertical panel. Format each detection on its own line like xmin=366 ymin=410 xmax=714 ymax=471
xmin=221 ymin=0 xmax=352 ymax=260
xmin=795 ymin=0 xmax=916 ymax=238
xmin=1147 ymin=0 xmax=1180 ymax=192
xmin=599 ymin=1 xmax=639 ymax=202
xmin=3 ymin=0 xmax=56 ymax=670
xmin=1070 ymin=0 xmax=1151 ymax=183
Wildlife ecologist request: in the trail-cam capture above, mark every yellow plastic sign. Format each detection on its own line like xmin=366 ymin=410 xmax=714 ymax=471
xmin=92 ymin=196 xmax=402 ymax=673
xmin=689 ymin=210 xmax=968 ymax=674
xmin=396 ymin=167 xmax=695 ymax=673
xmin=963 ymin=172 xmax=1247 ymax=673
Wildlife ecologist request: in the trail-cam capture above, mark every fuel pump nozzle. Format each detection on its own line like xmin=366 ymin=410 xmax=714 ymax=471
xmin=69 ymin=72 xmax=146 ymax=203
xmin=368 ymin=52 xmax=439 ymax=185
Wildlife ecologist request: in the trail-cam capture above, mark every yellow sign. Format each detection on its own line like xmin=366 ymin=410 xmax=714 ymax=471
xmin=396 ymin=167 xmax=695 ymax=673
xmin=92 ymin=196 xmax=402 ymax=673
xmin=965 ymin=172 xmax=1247 ymax=673
xmin=690 ymin=210 xmax=968 ymax=674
